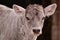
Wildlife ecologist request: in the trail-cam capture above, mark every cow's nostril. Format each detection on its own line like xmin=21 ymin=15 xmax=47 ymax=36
xmin=33 ymin=29 xmax=40 ymax=34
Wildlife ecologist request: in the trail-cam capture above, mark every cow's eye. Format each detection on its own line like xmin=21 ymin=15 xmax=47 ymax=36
xmin=26 ymin=17 xmax=30 ymax=20
xmin=42 ymin=17 xmax=45 ymax=20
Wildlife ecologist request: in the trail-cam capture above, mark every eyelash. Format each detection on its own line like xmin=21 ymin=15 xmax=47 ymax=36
xmin=42 ymin=17 xmax=45 ymax=20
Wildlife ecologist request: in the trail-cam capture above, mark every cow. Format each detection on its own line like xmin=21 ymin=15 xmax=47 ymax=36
xmin=0 ymin=3 xmax=57 ymax=40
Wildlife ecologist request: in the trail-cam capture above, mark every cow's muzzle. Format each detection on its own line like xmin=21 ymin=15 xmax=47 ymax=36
xmin=33 ymin=29 xmax=40 ymax=34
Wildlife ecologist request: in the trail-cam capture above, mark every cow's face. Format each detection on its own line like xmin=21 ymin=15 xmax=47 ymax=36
xmin=25 ymin=4 xmax=45 ymax=35
xmin=25 ymin=4 xmax=57 ymax=36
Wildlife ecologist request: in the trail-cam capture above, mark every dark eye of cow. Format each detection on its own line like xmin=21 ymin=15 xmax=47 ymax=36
xmin=26 ymin=17 xmax=30 ymax=20
xmin=42 ymin=17 xmax=45 ymax=20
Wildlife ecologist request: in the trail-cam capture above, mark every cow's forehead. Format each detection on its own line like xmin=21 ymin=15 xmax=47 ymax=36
xmin=27 ymin=4 xmax=43 ymax=9
xmin=26 ymin=4 xmax=44 ymax=13
xmin=26 ymin=4 xmax=44 ymax=16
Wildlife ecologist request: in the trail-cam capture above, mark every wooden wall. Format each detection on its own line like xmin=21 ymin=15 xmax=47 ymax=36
xmin=51 ymin=0 xmax=60 ymax=40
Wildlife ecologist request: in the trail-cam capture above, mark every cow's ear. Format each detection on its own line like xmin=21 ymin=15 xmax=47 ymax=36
xmin=44 ymin=3 xmax=57 ymax=17
xmin=13 ymin=4 xmax=25 ymax=13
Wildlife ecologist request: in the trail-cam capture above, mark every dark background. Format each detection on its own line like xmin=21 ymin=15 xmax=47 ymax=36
xmin=0 ymin=0 xmax=53 ymax=40
xmin=0 ymin=0 xmax=51 ymax=8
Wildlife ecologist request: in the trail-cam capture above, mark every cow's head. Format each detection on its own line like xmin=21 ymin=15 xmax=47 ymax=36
xmin=25 ymin=3 xmax=57 ymax=36
xmin=12 ymin=3 xmax=57 ymax=36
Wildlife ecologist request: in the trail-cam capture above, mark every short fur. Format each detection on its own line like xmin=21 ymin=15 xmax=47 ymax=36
xmin=0 ymin=4 xmax=57 ymax=40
